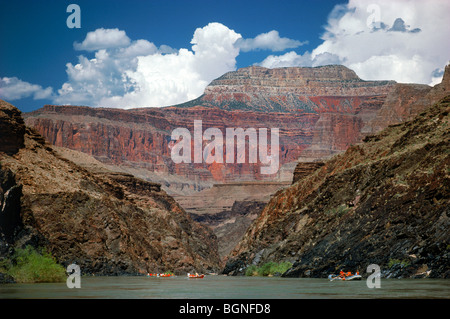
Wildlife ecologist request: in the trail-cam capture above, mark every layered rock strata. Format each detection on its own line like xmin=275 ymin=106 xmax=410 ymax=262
xmin=24 ymin=65 xmax=396 ymax=186
xmin=292 ymin=162 xmax=325 ymax=184
xmin=182 ymin=65 xmax=394 ymax=113
xmin=0 ymin=99 xmax=221 ymax=275
xmin=223 ymin=95 xmax=450 ymax=278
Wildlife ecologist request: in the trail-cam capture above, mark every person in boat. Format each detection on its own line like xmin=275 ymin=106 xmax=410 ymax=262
xmin=339 ymin=270 xmax=345 ymax=278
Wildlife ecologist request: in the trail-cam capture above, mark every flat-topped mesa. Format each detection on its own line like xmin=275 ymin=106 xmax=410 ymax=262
xmin=186 ymin=65 xmax=395 ymax=113
xmin=209 ymin=65 xmax=364 ymax=87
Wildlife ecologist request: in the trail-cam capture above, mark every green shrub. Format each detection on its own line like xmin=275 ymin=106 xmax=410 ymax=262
xmin=245 ymin=261 xmax=292 ymax=276
xmin=387 ymin=258 xmax=410 ymax=268
xmin=245 ymin=265 xmax=258 ymax=276
xmin=258 ymin=262 xmax=277 ymax=276
xmin=1 ymin=246 xmax=66 ymax=283
xmin=273 ymin=261 xmax=293 ymax=275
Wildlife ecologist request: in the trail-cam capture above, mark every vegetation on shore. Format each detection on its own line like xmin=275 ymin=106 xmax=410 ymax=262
xmin=388 ymin=258 xmax=411 ymax=268
xmin=0 ymin=246 xmax=66 ymax=283
xmin=245 ymin=261 xmax=292 ymax=276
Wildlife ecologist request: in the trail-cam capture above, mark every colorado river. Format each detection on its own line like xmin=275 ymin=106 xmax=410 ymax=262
xmin=1 ymin=276 xmax=448 ymax=299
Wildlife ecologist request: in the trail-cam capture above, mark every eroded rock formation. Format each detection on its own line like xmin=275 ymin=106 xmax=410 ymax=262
xmin=224 ymin=95 xmax=450 ymax=278
xmin=0 ymin=99 xmax=221 ymax=275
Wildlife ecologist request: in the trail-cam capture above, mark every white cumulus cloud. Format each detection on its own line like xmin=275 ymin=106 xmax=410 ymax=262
xmin=54 ymin=23 xmax=312 ymax=108
xmin=0 ymin=77 xmax=53 ymax=101
xmin=259 ymin=51 xmax=342 ymax=69
xmin=236 ymin=30 xmax=307 ymax=52
xmin=54 ymin=31 xmax=178 ymax=106
xmin=73 ymin=28 xmax=131 ymax=51
xmin=56 ymin=23 xmax=242 ymax=108
xmin=260 ymin=0 xmax=450 ymax=85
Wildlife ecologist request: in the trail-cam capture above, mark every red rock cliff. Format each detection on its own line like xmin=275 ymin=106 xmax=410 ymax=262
xmin=24 ymin=65 xmax=399 ymax=183
xmin=1 ymin=99 xmax=222 ymax=274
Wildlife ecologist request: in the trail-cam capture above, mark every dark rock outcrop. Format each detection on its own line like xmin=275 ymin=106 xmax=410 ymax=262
xmin=0 ymin=100 xmax=26 ymax=155
xmin=0 ymin=99 xmax=222 ymax=275
xmin=0 ymin=166 xmax=23 ymax=242
xmin=224 ymin=95 xmax=450 ymax=279
xmin=292 ymin=162 xmax=325 ymax=184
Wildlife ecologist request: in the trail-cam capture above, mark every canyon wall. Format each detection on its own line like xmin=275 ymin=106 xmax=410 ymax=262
xmin=224 ymin=94 xmax=450 ymax=278
xmin=21 ymin=65 xmax=450 ymax=268
xmin=24 ymin=65 xmax=396 ymax=186
xmin=0 ymin=99 xmax=222 ymax=274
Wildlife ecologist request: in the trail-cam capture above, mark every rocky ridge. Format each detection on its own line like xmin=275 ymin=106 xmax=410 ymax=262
xmin=292 ymin=162 xmax=325 ymax=184
xmin=223 ymin=94 xmax=450 ymax=278
xmin=368 ymin=64 xmax=450 ymax=133
xmin=0 ymin=99 xmax=221 ymax=275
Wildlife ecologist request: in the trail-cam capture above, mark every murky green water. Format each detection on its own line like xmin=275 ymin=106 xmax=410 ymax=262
xmin=0 ymin=276 xmax=448 ymax=299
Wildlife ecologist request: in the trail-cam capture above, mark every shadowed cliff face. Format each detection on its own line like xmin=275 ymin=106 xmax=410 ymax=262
xmin=0 ymin=167 xmax=23 ymax=242
xmin=24 ymin=65 xmax=396 ymax=185
xmin=0 ymin=100 xmax=26 ymax=155
xmin=367 ymin=64 xmax=450 ymax=134
xmin=223 ymin=95 xmax=450 ymax=279
xmin=0 ymin=99 xmax=221 ymax=275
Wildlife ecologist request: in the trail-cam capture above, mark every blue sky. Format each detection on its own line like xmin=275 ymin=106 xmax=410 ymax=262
xmin=1 ymin=0 xmax=449 ymax=112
